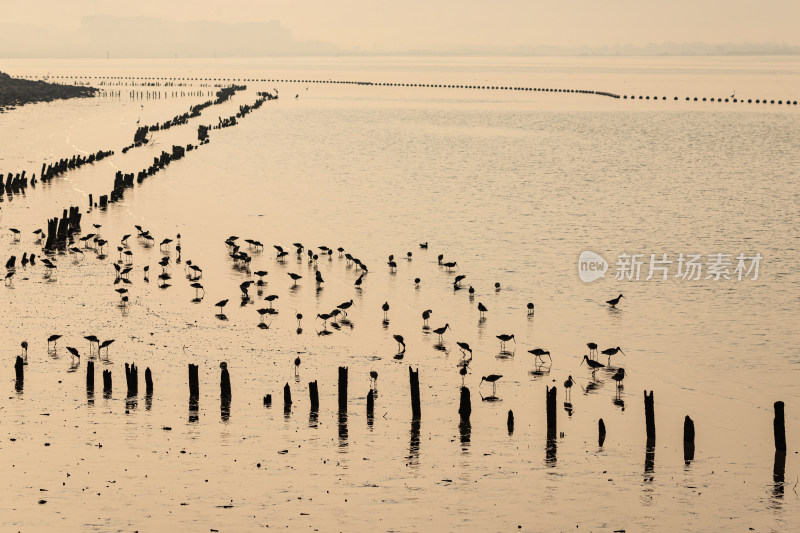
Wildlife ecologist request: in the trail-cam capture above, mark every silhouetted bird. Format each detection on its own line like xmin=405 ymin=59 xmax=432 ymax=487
xmin=527 ymin=302 xmax=535 ymax=315
xmin=586 ymin=342 xmax=598 ymax=358
xmin=433 ymin=323 xmax=450 ymax=342
xmin=601 ymin=346 xmax=625 ymax=365
xmin=47 ymin=334 xmax=62 ymax=352
xmin=456 ymin=342 xmax=472 ymax=356
xmin=528 ymin=348 xmax=551 ymax=363
xmin=422 ymin=309 xmax=432 ymax=326
xmin=612 ymin=368 xmax=626 ymax=389
xmin=496 ymin=334 xmax=515 ymax=350
xmin=477 ymin=302 xmax=487 ymax=318
xmin=393 ymin=334 xmax=406 ymax=353
xmin=480 ymin=374 xmax=503 ymax=396
xmin=215 ymin=299 xmax=229 ymax=314
xmin=564 ymin=376 xmax=575 ymax=401
xmin=606 ymin=294 xmax=625 ymax=307
xmin=382 ymin=301 xmax=389 ymax=320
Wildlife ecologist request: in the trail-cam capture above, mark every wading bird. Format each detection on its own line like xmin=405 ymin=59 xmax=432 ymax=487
xmin=496 ymin=334 xmax=515 ymax=351
xmin=606 ymin=294 xmax=625 ymax=307
xmin=480 ymin=374 xmax=503 ymax=397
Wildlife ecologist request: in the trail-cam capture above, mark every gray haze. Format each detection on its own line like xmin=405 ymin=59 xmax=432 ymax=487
xmin=1 ymin=1 xmax=799 ymax=57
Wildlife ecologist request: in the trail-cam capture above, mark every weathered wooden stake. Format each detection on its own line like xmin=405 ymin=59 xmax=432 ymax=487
xmin=644 ymin=390 xmax=656 ymax=443
xmin=86 ymin=360 xmax=94 ymax=393
xmin=14 ymin=355 xmax=24 ymax=383
xmin=683 ymin=415 xmax=695 ymax=463
xmin=145 ymin=367 xmax=153 ymax=395
xmin=507 ymin=409 xmax=514 ymax=435
xmin=284 ymin=383 xmax=292 ymax=407
xmin=188 ymin=364 xmax=199 ymax=396
xmin=459 ymin=386 xmax=471 ymax=419
xmin=774 ymin=401 xmax=786 ymax=452
xmin=220 ymin=363 xmax=231 ymax=398
xmin=102 ymin=369 xmax=112 ymax=393
xmin=263 ymin=394 xmax=272 ymax=407
xmin=409 ymin=366 xmax=421 ymax=419
xmin=546 ymin=386 xmax=557 ymax=439
xmin=367 ymin=389 xmax=374 ymax=418
xmin=598 ymin=418 xmax=606 ymax=447
xmin=125 ymin=362 xmax=138 ymax=396
xmin=88 ymin=194 xmax=93 ymax=207
xmin=338 ymin=366 xmax=348 ymax=413
xmin=309 ymin=380 xmax=319 ymax=411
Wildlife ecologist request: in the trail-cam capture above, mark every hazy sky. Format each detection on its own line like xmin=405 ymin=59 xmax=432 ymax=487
xmin=4 ymin=0 xmax=800 ymax=51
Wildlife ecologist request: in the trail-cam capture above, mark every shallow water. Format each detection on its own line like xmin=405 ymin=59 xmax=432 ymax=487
xmin=0 ymin=56 xmax=799 ymax=531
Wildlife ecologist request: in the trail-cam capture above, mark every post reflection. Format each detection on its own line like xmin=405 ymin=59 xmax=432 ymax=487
xmin=409 ymin=419 xmax=421 ymax=465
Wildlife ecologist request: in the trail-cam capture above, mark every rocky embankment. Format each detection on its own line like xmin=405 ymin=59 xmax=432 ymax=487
xmin=0 ymin=71 xmax=97 ymax=110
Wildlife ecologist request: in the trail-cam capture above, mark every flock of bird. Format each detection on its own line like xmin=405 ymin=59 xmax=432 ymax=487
xmin=6 ymin=220 xmax=629 ymax=406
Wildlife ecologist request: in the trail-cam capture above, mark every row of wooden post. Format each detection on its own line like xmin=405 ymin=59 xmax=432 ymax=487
xmin=9 ymin=361 xmax=789 ymax=456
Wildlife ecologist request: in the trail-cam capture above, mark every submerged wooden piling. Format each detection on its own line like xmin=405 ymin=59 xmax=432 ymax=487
xmin=409 ymin=366 xmax=421 ymax=419
xmin=599 ymin=418 xmax=606 ymax=447
xmin=145 ymin=367 xmax=153 ymax=395
xmin=774 ymin=401 xmax=786 ymax=452
xmin=188 ymin=364 xmax=199 ymax=396
xmin=367 ymin=389 xmax=374 ymax=418
xmin=220 ymin=363 xmax=231 ymax=398
xmin=507 ymin=410 xmax=514 ymax=435
xmin=309 ymin=381 xmax=319 ymax=411
xmin=14 ymin=356 xmax=24 ymax=384
xmin=683 ymin=415 xmax=695 ymax=463
xmin=546 ymin=386 xmax=557 ymax=439
xmin=102 ymin=369 xmax=112 ymax=394
xmin=338 ymin=366 xmax=347 ymax=413
xmin=284 ymin=383 xmax=292 ymax=407
xmin=459 ymin=387 xmax=472 ymax=419
xmin=86 ymin=361 xmax=94 ymax=393
xmin=125 ymin=362 xmax=138 ymax=396
xmin=644 ymin=390 xmax=656 ymax=442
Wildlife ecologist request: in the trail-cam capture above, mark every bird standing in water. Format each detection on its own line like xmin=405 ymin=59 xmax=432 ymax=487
xmin=607 ymin=294 xmax=625 ymax=307
xmin=497 ymin=334 xmax=515 ymax=351
xmin=601 ymin=346 xmax=625 ymax=365
xmin=393 ymin=334 xmax=406 ymax=353
xmin=433 ymin=323 xmax=450 ymax=343
xmin=564 ymin=376 xmax=575 ymax=401
xmin=422 ymin=309 xmax=432 ymax=327
xmin=587 ymin=342 xmax=598 ymax=358
xmin=612 ymin=368 xmax=626 ymax=390
xmin=480 ymin=374 xmax=503 ymax=397
xmin=382 ymin=302 xmax=390 ymax=320
xmin=477 ymin=302 xmax=487 ymax=319
xmin=294 ymin=356 xmax=301 ymax=377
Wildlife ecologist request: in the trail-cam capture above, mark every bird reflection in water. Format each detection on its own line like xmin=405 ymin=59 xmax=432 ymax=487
xmin=529 ymin=361 xmax=551 ymax=379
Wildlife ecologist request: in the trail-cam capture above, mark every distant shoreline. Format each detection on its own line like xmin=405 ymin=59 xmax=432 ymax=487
xmin=0 ymin=71 xmax=97 ymax=111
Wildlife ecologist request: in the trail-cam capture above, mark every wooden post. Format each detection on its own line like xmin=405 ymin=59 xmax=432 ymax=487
xmin=145 ymin=367 xmax=153 ymax=395
xmin=774 ymin=401 xmax=786 ymax=452
xmin=507 ymin=410 xmax=514 ymax=435
xmin=458 ymin=386 xmax=471 ymax=419
xmin=409 ymin=366 xmax=421 ymax=419
xmin=125 ymin=363 xmax=138 ymax=396
xmin=367 ymin=390 xmax=374 ymax=418
xmin=86 ymin=360 xmax=94 ymax=393
xmin=14 ymin=355 xmax=24 ymax=384
xmin=220 ymin=363 xmax=231 ymax=398
xmin=102 ymin=369 xmax=112 ymax=394
xmin=263 ymin=394 xmax=272 ymax=407
xmin=683 ymin=415 xmax=695 ymax=463
xmin=598 ymin=418 xmax=606 ymax=447
xmin=284 ymin=383 xmax=292 ymax=407
xmin=188 ymin=364 xmax=199 ymax=396
xmin=338 ymin=366 xmax=347 ymax=413
xmin=89 ymin=194 xmax=93 ymax=207
xmin=309 ymin=381 xmax=319 ymax=412
xmin=644 ymin=390 xmax=656 ymax=443
xmin=546 ymin=386 xmax=557 ymax=439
